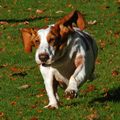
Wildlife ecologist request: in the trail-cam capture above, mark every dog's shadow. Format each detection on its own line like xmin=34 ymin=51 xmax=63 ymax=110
xmin=90 ymin=86 xmax=120 ymax=103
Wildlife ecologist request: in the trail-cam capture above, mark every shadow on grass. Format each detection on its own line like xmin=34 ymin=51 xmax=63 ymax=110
xmin=89 ymin=86 xmax=120 ymax=104
xmin=0 ymin=14 xmax=86 ymax=24
xmin=0 ymin=16 xmax=45 ymax=23
xmin=0 ymin=15 xmax=61 ymax=23
xmin=63 ymin=87 xmax=120 ymax=108
xmin=10 ymin=72 xmax=27 ymax=77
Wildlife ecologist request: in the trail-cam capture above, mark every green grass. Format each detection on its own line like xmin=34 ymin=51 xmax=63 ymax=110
xmin=0 ymin=0 xmax=120 ymax=119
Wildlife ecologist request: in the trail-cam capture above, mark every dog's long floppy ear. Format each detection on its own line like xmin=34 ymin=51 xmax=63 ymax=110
xmin=55 ymin=10 xmax=85 ymax=31
xmin=21 ymin=28 xmax=39 ymax=53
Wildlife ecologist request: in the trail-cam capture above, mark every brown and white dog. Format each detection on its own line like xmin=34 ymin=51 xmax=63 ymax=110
xmin=21 ymin=10 xmax=98 ymax=109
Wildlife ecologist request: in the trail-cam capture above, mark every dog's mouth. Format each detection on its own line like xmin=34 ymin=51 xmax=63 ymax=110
xmin=42 ymin=63 xmax=51 ymax=67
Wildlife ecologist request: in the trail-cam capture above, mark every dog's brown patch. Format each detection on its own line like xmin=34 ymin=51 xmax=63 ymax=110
xmin=74 ymin=55 xmax=84 ymax=68
xmin=31 ymin=33 xmax=41 ymax=49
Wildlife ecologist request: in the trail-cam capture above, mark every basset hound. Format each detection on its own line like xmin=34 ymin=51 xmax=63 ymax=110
xmin=21 ymin=10 xmax=98 ymax=109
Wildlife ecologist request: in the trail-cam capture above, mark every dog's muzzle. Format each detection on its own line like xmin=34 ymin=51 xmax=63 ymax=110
xmin=38 ymin=53 xmax=52 ymax=67
xmin=39 ymin=53 xmax=49 ymax=62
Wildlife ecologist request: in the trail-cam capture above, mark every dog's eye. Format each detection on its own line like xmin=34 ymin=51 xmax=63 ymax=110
xmin=49 ymin=39 xmax=54 ymax=43
xmin=35 ymin=40 xmax=40 ymax=44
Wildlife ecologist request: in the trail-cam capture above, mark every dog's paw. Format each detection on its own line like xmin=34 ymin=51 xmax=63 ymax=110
xmin=44 ymin=104 xmax=59 ymax=110
xmin=65 ymin=89 xmax=78 ymax=99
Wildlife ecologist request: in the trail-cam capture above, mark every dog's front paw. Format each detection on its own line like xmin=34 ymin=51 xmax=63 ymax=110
xmin=44 ymin=104 xmax=59 ymax=109
xmin=65 ymin=89 xmax=78 ymax=99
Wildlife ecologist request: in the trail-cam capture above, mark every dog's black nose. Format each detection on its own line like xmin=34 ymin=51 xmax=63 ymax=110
xmin=39 ymin=54 xmax=49 ymax=62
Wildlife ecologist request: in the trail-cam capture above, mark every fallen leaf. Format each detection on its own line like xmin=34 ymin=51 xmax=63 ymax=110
xmin=100 ymin=6 xmax=106 ymax=10
xmin=97 ymin=40 xmax=101 ymax=43
xmin=118 ymin=0 xmax=120 ymax=4
xmin=28 ymin=8 xmax=33 ymax=11
xmin=111 ymin=13 xmax=116 ymax=16
xmin=115 ymin=34 xmax=119 ymax=38
xmin=0 ymin=113 xmax=4 ymax=117
xmin=39 ymin=89 xmax=46 ymax=93
xmin=36 ymin=9 xmax=45 ymax=14
xmin=100 ymin=43 xmax=106 ymax=48
xmin=30 ymin=117 xmax=38 ymax=120
xmin=29 ymin=14 xmax=36 ymax=19
xmin=0 ymin=48 xmax=5 ymax=52
xmin=9 ymin=65 xmax=24 ymax=72
xmin=107 ymin=116 xmax=112 ymax=119
xmin=105 ymin=106 xmax=109 ymax=110
xmin=104 ymin=93 xmax=107 ymax=97
xmin=56 ymin=10 xmax=64 ymax=14
xmin=17 ymin=111 xmax=22 ymax=114
xmin=95 ymin=57 xmax=101 ymax=64
xmin=17 ymin=85 xmax=31 ymax=89
xmin=88 ymin=20 xmax=97 ymax=25
xmin=36 ymin=94 xmax=44 ymax=97
xmin=57 ymin=113 xmax=61 ymax=118
xmin=109 ymin=59 xmax=114 ymax=63
xmin=38 ymin=110 xmax=42 ymax=113
xmin=7 ymin=35 xmax=12 ymax=40
xmin=1 ymin=42 xmax=5 ymax=45
xmin=24 ymin=21 xmax=29 ymax=25
xmin=13 ymin=0 xmax=17 ymax=4
xmin=0 ymin=64 xmax=8 ymax=69
xmin=91 ymin=34 xmax=94 ymax=37
xmin=60 ymin=102 xmax=65 ymax=105
xmin=66 ymin=4 xmax=72 ymax=8
xmin=87 ymin=85 xmax=95 ymax=90
xmin=87 ymin=117 xmax=93 ymax=120
xmin=88 ymin=113 xmax=99 ymax=120
xmin=0 ymin=21 xmax=9 ymax=25
xmin=10 ymin=102 xmax=16 ymax=105
xmin=72 ymin=6 xmax=77 ymax=9
xmin=42 ymin=100 xmax=48 ymax=104
xmin=66 ymin=4 xmax=77 ymax=9
xmin=81 ymin=85 xmax=95 ymax=93
xmin=30 ymin=104 xmax=38 ymax=108
xmin=111 ymin=71 xmax=119 ymax=78
xmin=90 ymin=113 xmax=95 ymax=118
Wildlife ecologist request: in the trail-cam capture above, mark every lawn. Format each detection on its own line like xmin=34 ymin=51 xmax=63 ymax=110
xmin=0 ymin=0 xmax=120 ymax=119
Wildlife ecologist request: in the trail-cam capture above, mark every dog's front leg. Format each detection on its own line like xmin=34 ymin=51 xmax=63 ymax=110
xmin=40 ymin=66 xmax=59 ymax=109
xmin=65 ymin=63 xmax=86 ymax=99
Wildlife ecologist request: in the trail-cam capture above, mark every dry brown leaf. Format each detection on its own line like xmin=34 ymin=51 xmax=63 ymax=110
xmin=30 ymin=117 xmax=38 ymax=120
xmin=24 ymin=21 xmax=29 ymax=25
xmin=10 ymin=101 xmax=16 ymax=105
xmin=0 ymin=21 xmax=9 ymax=25
xmin=88 ymin=20 xmax=97 ymax=25
xmin=1 ymin=42 xmax=5 ymax=45
xmin=56 ymin=11 xmax=64 ymax=14
xmin=42 ymin=100 xmax=48 ymax=104
xmin=9 ymin=65 xmax=24 ymax=72
xmin=111 ymin=71 xmax=119 ymax=78
xmin=66 ymin=4 xmax=72 ymax=8
xmin=0 ymin=48 xmax=5 ymax=52
xmin=36 ymin=9 xmax=45 ymax=14
xmin=0 ymin=113 xmax=4 ymax=117
xmin=118 ymin=0 xmax=120 ymax=4
xmin=28 ymin=8 xmax=33 ymax=11
xmin=38 ymin=110 xmax=42 ymax=113
xmin=17 ymin=85 xmax=31 ymax=89
xmin=36 ymin=94 xmax=44 ymax=97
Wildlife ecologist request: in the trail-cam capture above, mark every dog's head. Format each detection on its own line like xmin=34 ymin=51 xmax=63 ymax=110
xmin=21 ymin=10 xmax=85 ymax=66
